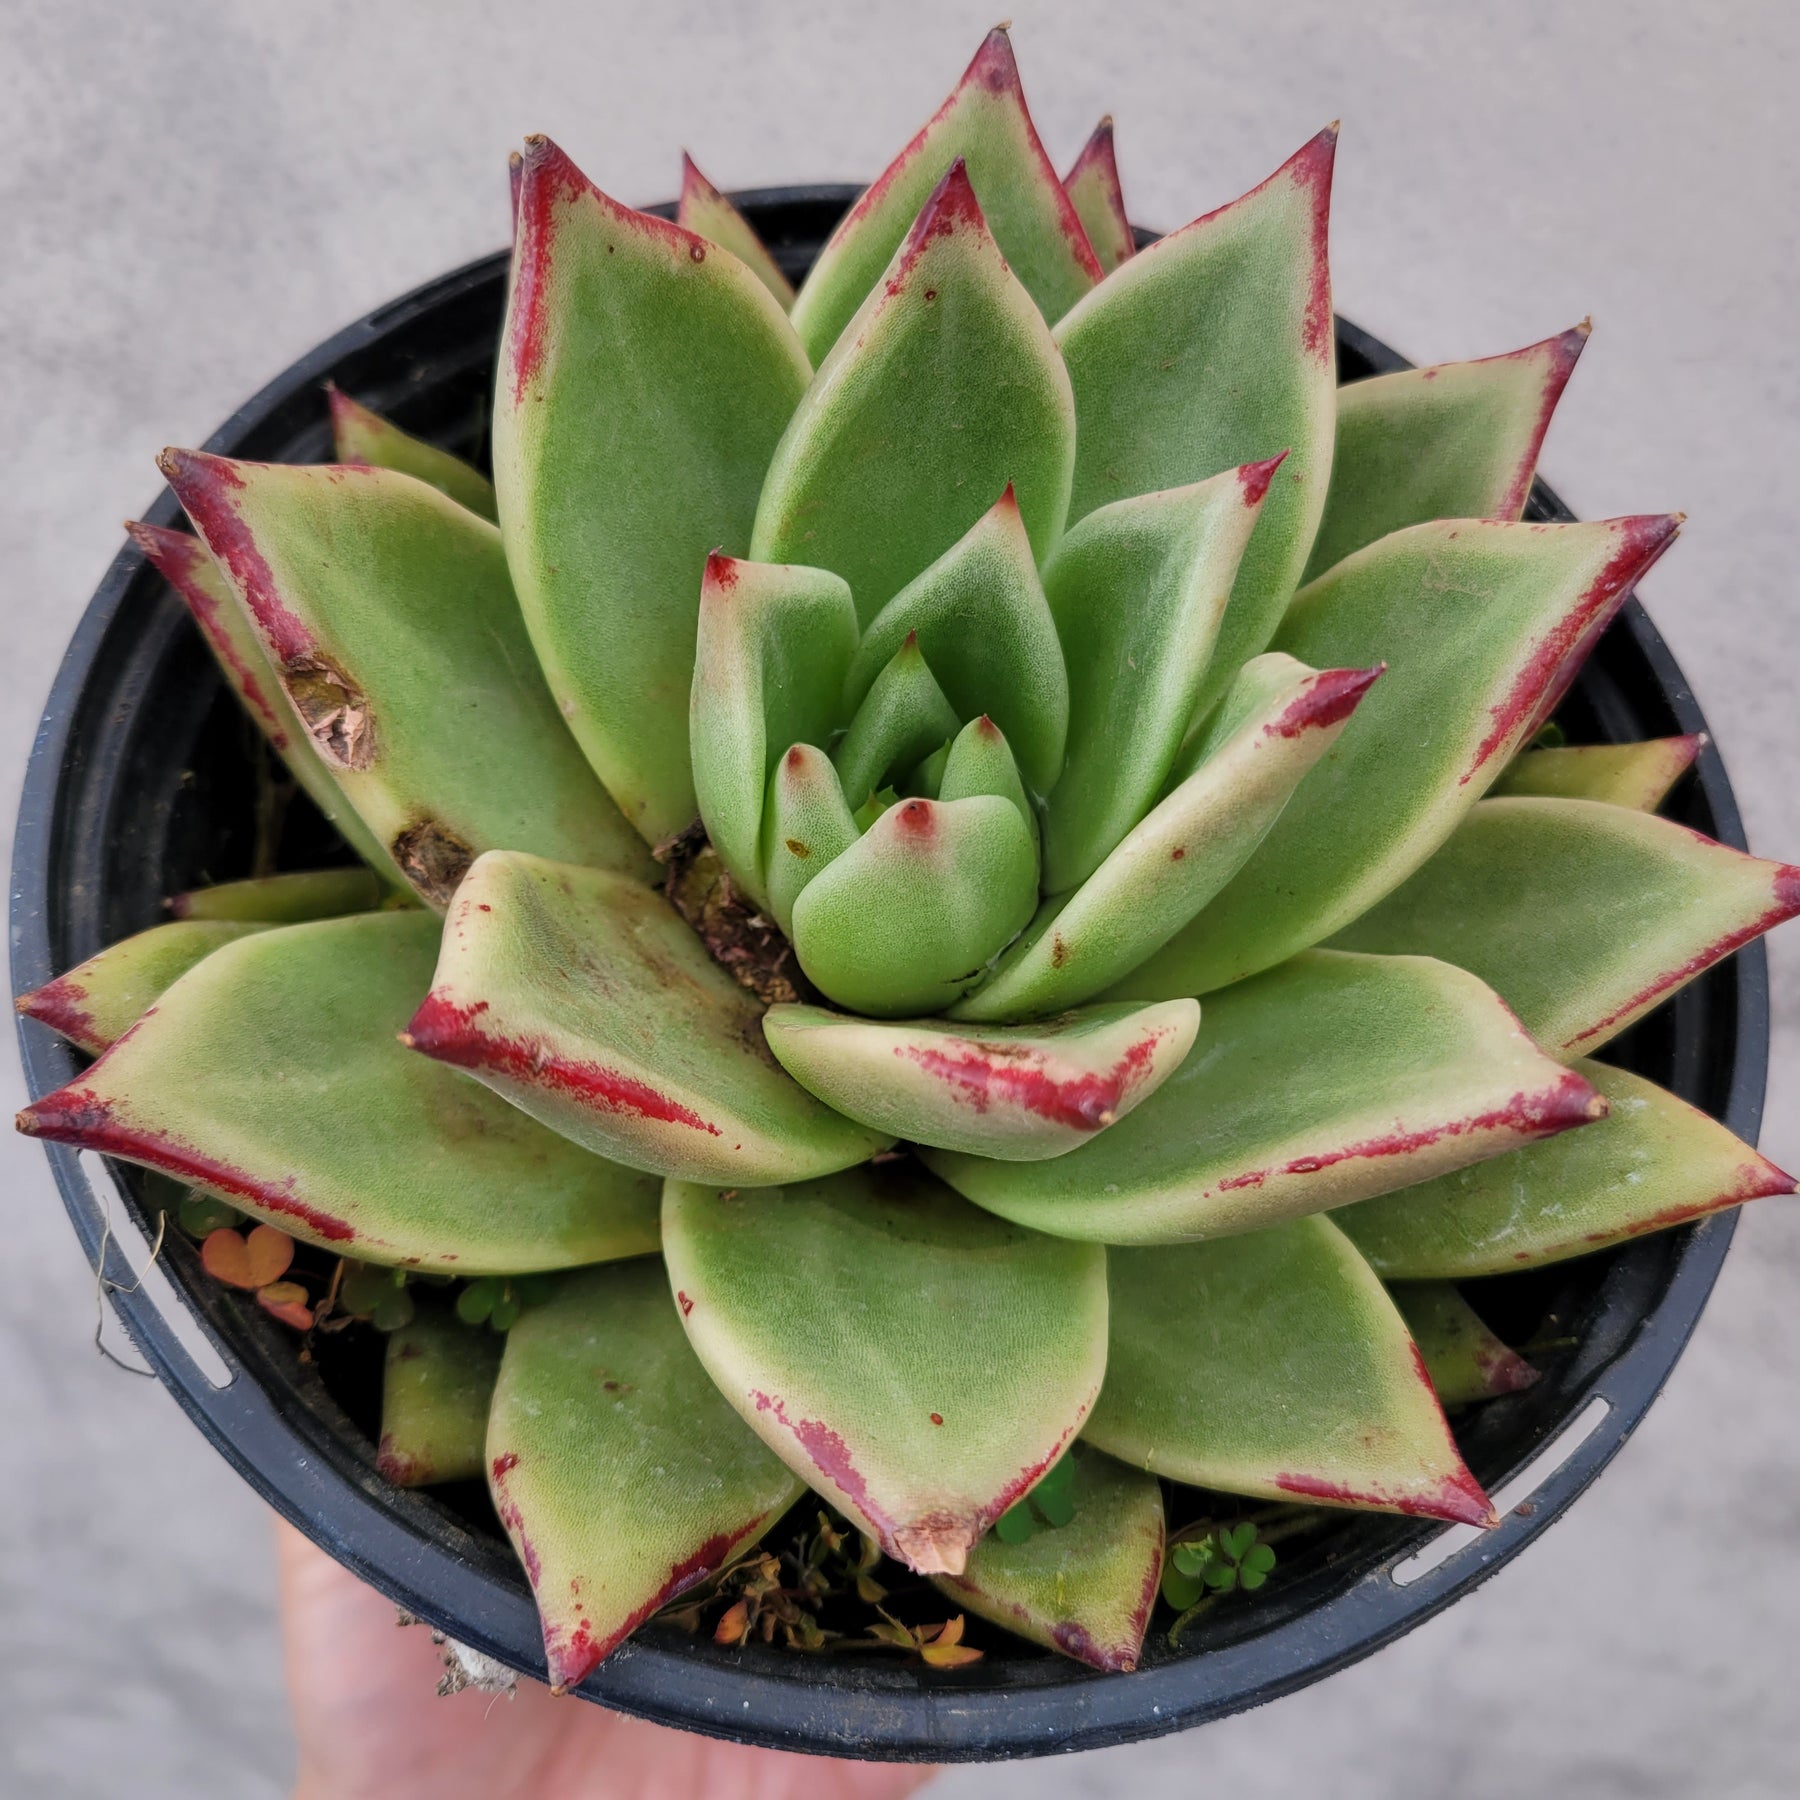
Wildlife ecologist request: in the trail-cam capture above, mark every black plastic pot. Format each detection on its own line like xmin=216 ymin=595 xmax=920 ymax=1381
xmin=12 ymin=188 xmax=1766 ymax=1763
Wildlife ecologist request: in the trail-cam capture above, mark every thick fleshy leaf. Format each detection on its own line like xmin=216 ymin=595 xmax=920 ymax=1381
xmin=1330 ymin=797 xmax=1800 ymax=1056
xmin=1040 ymin=461 xmax=1282 ymax=891
xmin=1087 ymin=1218 xmax=1494 ymax=1525
xmin=938 ymin=715 xmax=1038 ymax=852
xmin=931 ymin=1444 xmax=1162 ymax=1670
xmin=326 ymin=385 xmax=498 ymax=521
xmin=761 ymin=745 xmax=859 ymax=936
xmin=125 ymin=522 xmax=401 ymax=882
xmin=963 ymin=656 xmax=1379 ymax=1021
xmin=1389 ymin=1282 xmax=1537 ymax=1406
xmin=1302 ymin=325 xmax=1589 ymax=582
xmin=790 ymin=795 xmax=1039 ymax=1017
xmin=926 ymin=950 xmax=1604 ymax=1244
xmin=831 ymin=632 xmax=961 ymax=808
xmin=753 ymin=161 xmax=1077 ymax=630
xmin=404 ymin=851 xmax=888 ymax=1184
xmin=1491 ymin=734 xmax=1703 ymax=811
xmin=15 ymin=919 xmax=270 ymax=1055
xmin=160 ymin=450 xmax=652 ymax=908
xmin=1338 ymin=1059 xmax=1795 ymax=1277
xmin=14 ymin=913 xmax=662 ymax=1271
xmin=676 ymin=151 xmax=796 ymax=309
xmin=487 ymin=1259 xmax=803 ymax=1691
xmin=843 ymin=489 xmax=1067 ymax=796
xmin=1061 ymin=119 xmax=1134 ymax=277
xmin=1118 ymin=514 xmax=1683 ymax=994
xmin=169 ymin=867 xmax=388 ymax=922
xmin=494 ymin=137 xmax=811 ymax=846
xmin=788 ymin=28 xmax=1101 ymax=362
xmin=376 ymin=1303 xmax=504 ymax=1487
xmin=1054 ymin=130 xmax=1338 ymax=723
xmin=662 ymin=1162 xmax=1108 ymax=1575
xmin=762 ymin=998 xmax=1199 ymax=1161
xmin=690 ymin=553 xmax=859 ymax=903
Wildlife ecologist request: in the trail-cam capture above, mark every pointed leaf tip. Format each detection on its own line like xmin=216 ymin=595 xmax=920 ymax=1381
xmin=1269 ymin=662 xmax=1385 ymax=735
xmin=1239 ymin=449 xmax=1290 ymax=506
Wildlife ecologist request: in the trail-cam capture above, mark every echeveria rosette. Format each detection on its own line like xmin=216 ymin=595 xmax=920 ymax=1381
xmin=18 ymin=28 xmax=1800 ymax=1691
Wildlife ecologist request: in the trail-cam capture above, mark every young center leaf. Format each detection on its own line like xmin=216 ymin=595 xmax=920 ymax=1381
xmin=925 ymin=950 xmax=1604 ymax=1244
xmin=1118 ymin=514 xmax=1683 ymax=995
xmin=788 ymin=27 xmax=1102 ymax=362
xmin=487 ymin=1259 xmax=804 ymax=1692
xmin=1302 ymin=324 xmax=1589 ymax=581
xmin=959 ymin=655 xmax=1381 ymax=1021
xmin=1329 ymin=797 xmax=1800 ymax=1055
xmin=830 ymin=633 xmax=963 ymax=809
xmin=159 ymin=450 xmax=652 ymax=908
xmin=932 ymin=1443 xmax=1164 ymax=1671
xmin=1088 ymin=1217 xmax=1495 ymax=1525
xmin=1054 ymin=129 xmax=1338 ymax=724
xmin=663 ymin=1161 xmax=1108 ymax=1576
xmin=376 ymin=1301 xmax=505 ymax=1487
xmin=1336 ymin=1059 xmax=1795 ymax=1277
xmin=754 ymin=162 xmax=1077 ymax=630
xmin=402 ymin=851 xmax=889 ymax=1185
xmin=495 ymin=137 xmax=811 ymax=846
xmin=761 ymin=745 xmax=860 ymax=936
xmin=762 ymin=998 xmax=1199 ymax=1161
xmin=15 ymin=914 xmax=662 ymax=1272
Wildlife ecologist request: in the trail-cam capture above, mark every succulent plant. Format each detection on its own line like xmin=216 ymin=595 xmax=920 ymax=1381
xmin=17 ymin=28 xmax=1800 ymax=1694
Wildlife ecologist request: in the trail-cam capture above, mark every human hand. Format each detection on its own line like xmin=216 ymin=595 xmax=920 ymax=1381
xmin=277 ymin=1518 xmax=939 ymax=1800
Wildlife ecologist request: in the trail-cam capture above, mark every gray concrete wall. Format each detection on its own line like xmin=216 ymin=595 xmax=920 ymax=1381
xmin=4 ymin=3 xmax=1795 ymax=1794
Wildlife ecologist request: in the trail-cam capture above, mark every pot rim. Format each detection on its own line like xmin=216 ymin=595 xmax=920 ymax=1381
xmin=11 ymin=189 xmax=1767 ymax=1762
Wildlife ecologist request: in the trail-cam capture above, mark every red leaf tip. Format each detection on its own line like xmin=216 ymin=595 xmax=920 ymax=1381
xmin=1238 ymin=450 xmax=1290 ymax=506
xmin=903 ymin=158 xmax=988 ymax=260
xmin=963 ymin=24 xmax=1021 ymax=96
xmin=894 ymin=798 xmax=936 ymax=837
xmin=703 ymin=549 xmax=740 ymax=592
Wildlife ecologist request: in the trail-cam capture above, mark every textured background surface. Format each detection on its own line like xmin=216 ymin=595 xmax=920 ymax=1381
xmin=4 ymin=2 xmax=1796 ymax=1795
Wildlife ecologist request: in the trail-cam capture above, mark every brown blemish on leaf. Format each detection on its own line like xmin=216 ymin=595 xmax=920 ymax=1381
xmin=282 ymin=653 xmax=375 ymax=769
xmin=392 ymin=820 xmax=476 ymax=908
xmin=655 ymin=822 xmax=809 ymax=1007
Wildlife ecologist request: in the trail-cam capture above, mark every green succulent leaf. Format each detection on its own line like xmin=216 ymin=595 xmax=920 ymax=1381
xmin=1491 ymin=735 xmax=1703 ymax=811
xmin=790 ymin=795 xmax=1039 ymax=1017
xmin=961 ymin=655 xmax=1380 ymax=1021
xmin=376 ymin=1300 xmax=505 ymax=1487
xmin=1119 ymin=514 xmax=1683 ymax=995
xmin=404 ymin=851 xmax=889 ymax=1184
xmin=1303 ymin=325 xmax=1589 ymax=582
xmin=931 ymin=1443 xmax=1162 ymax=1671
xmin=761 ymin=998 xmax=1199 ymax=1161
xmin=15 ymin=919 xmax=271 ymax=1056
xmin=842 ymin=488 xmax=1069 ymax=797
xmin=1087 ymin=1216 xmax=1494 ymax=1525
xmin=676 ymin=152 xmax=796 ymax=310
xmin=754 ymin=161 xmax=1077 ymax=630
xmin=690 ymin=553 xmax=859 ymax=904
xmin=1329 ymin=797 xmax=1800 ymax=1056
xmin=662 ymin=1162 xmax=1108 ymax=1576
xmin=1337 ymin=1059 xmax=1795 ymax=1277
xmin=1061 ymin=119 xmax=1135 ymax=277
xmin=326 ymin=385 xmax=498 ymax=522
xmin=1040 ymin=461 xmax=1283 ymax=892
xmin=832 ymin=632 xmax=964 ymax=809
xmin=1054 ymin=130 xmax=1338 ymax=725
xmin=159 ymin=449 xmax=652 ymax=909
xmin=1388 ymin=1281 xmax=1538 ymax=1406
xmin=487 ymin=1258 xmax=804 ymax=1692
xmin=788 ymin=28 xmax=1102 ymax=363
xmin=926 ymin=949 xmax=1605 ymax=1244
xmin=15 ymin=913 xmax=662 ymax=1272
xmin=125 ymin=522 xmax=403 ymax=883
xmin=168 ymin=867 xmax=390 ymax=923
xmin=494 ymin=137 xmax=811 ymax=846
xmin=938 ymin=716 xmax=1039 ymax=853
xmin=761 ymin=745 xmax=860 ymax=936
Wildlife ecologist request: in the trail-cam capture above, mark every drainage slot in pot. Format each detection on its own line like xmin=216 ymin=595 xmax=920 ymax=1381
xmin=1390 ymin=1394 xmax=1612 ymax=1588
xmin=78 ymin=1153 xmax=233 ymax=1390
